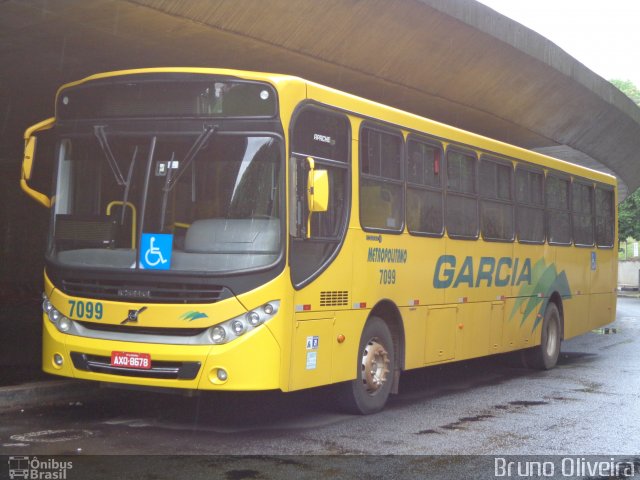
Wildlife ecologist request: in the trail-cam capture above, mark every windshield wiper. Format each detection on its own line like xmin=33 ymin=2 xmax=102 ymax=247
xmin=159 ymin=151 xmax=176 ymax=229
xmin=120 ymin=146 xmax=138 ymax=224
xmin=162 ymin=125 xmax=216 ymax=192
xmin=94 ymin=125 xmax=126 ymax=186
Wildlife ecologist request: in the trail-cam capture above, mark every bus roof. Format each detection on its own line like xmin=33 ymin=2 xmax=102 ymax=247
xmin=57 ymin=67 xmax=616 ymax=187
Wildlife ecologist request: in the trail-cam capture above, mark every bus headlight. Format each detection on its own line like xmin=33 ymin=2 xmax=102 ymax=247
xmin=246 ymin=311 xmax=261 ymax=327
xmin=205 ymin=300 xmax=279 ymax=345
xmin=263 ymin=303 xmax=275 ymax=315
xmin=42 ymin=293 xmax=73 ymax=334
xmin=58 ymin=317 xmax=72 ymax=332
xmin=42 ymin=293 xmax=61 ymax=325
xmin=43 ymin=298 xmax=54 ymax=314
xmin=231 ymin=320 xmax=246 ymax=336
xmin=50 ymin=309 xmax=62 ymax=323
xmin=209 ymin=326 xmax=227 ymax=344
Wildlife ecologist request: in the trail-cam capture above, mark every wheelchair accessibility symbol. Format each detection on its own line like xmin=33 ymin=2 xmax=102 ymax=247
xmin=140 ymin=233 xmax=173 ymax=270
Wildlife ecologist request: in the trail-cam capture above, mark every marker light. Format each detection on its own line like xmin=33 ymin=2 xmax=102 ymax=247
xmin=53 ymin=354 xmax=64 ymax=367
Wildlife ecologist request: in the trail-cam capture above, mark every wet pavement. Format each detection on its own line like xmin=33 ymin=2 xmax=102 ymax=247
xmin=0 ymin=297 xmax=638 ymax=478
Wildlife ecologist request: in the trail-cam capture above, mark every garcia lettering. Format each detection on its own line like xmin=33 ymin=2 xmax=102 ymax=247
xmin=433 ymin=255 xmax=532 ymax=289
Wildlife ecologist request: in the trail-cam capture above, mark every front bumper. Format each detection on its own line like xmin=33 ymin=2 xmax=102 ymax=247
xmin=42 ymin=314 xmax=282 ymax=391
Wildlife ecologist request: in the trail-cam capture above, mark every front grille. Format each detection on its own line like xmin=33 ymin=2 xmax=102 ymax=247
xmin=60 ymin=278 xmax=232 ymax=304
xmin=70 ymin=352 xmax=201 ymax=380
xmin=76 ymin=321 xmax=207 ymax=337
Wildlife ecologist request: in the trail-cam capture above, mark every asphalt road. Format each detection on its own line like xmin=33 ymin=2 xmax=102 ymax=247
xmin=1 ymin=297 xmax=639 ymax=478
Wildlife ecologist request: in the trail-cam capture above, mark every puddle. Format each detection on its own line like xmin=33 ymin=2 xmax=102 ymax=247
xmin=416 ymin=413 xmax=495 ymax=434
xmin=414 ymin=399 xmax=552 ymax=435
xmin=225 ymin=470 xmax=261 ymax=480
xmin=573 ymin=381 xmax=603 ymax=394
xmin=102 ymin=412 xmax=350 ymax=434
xmin=592 ymin=327 xmax=618 ymax=334
xmin=10 ymin=429 xmax=94 ymax=443
xmin=459 ymin=414 xmax=494 ymax=422
xmin=548 ymin=396 xmax=577 ymax=402
xmin=556 ymin=351 xmax=599 ymax=367
xmin=508 ymin=400 xmax=548 ymax=407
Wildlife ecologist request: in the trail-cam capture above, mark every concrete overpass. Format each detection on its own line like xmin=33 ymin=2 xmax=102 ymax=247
xmin=2 ymin=0 xmax=640 ymax=202
xmin=2 ymin=0 xmax=640 ymax=199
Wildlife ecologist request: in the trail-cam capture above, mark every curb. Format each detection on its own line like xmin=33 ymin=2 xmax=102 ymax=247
xmin=0 ymin=380 xmax=100 ymax=413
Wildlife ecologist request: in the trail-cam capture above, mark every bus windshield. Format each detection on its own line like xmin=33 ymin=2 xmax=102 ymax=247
xmin=50 ymin=130 xmax=283 ymax=274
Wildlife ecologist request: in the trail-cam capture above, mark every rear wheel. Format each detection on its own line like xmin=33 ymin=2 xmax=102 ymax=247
xmin=522 ymin=302 xmax=561 ymax=370
xmin=337 ymin=316 xmax=395 ymax=415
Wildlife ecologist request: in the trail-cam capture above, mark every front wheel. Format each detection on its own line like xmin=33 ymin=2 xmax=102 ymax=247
xmin=522 ymin=302 xmax=561 ymax=370
xmin=337 ymin=316 xmax=395 ymax=415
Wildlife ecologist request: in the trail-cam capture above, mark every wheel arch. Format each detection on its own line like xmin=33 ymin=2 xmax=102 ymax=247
xmin=547 ymin=291 xmax=565 ymax=340
xmin=369 ymin=299 xmax=406 ymax=372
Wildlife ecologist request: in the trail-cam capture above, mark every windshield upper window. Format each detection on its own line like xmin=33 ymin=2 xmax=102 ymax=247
xmin=51 ymin=132 xmax=283 ymax=274
xmin=57 ymin=79 xmax=277 ymax=120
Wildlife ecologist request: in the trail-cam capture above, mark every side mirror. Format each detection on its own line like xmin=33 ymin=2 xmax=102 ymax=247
xmin=307 ymin=170 xmax=329 ymax=213
xmin=306 ymin=157 xmax=329 ymax=238
xmin=21 ymin=118 xmax=55 ymax=208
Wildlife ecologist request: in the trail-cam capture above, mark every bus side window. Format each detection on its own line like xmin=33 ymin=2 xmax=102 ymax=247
xmin=572 ymin=180 xmax=595 ymax=246
xmin=595 ymin=186 xmax=614 ymax=247
xmin=359 ymin=126 xmax=404 ymax=232
xmin=546 ymin=173 xmax=572 ymax=245
xmin=406 ymin=137 xmax=444 ymax=236
xmin=479 ymin=156 xmax=514 ymax=242
xmin=515 ymin=166 xmax=545 ymax=243
xmin=446 ymin=148 xmax=478 ymax=239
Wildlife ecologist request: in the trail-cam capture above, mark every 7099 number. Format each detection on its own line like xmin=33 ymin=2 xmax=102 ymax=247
xmin=68 ymin=300 xmax=103 ymax=320
xmin=379 ymin=269 xmax=396 ymax=285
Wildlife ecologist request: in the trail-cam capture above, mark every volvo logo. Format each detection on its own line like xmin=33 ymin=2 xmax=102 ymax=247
xmin=121 ymin=306 xmax=147 ymax=325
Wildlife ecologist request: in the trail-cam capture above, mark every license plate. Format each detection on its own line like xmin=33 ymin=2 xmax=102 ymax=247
xmin=110 ymin=351 xmax=151 ymax=370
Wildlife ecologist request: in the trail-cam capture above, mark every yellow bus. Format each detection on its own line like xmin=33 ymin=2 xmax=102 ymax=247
xmin=21 ymin=68 xmax=617 ymax=414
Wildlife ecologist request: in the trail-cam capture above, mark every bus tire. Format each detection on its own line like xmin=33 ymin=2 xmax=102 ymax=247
xmin=337 ymin=316 xmax=395 ymax=415
xmin=523 ymin=302 xmax=561 ymax=370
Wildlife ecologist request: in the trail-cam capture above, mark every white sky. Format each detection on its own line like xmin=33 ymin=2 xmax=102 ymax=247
xmin=476 ymin=0 xmax=640 ymax=87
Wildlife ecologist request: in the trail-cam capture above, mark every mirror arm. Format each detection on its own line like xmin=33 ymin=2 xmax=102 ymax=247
xmin=306 ymin=157 xmax=315 ymax=239
xmin=20 ymin=179 xmax=51 ymax=208
xmin=24 ymin=117 xmax=55 ymax=141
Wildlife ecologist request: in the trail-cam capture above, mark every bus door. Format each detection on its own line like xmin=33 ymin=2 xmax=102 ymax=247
xmin=288 ymin=106 xmax=352 ymax=390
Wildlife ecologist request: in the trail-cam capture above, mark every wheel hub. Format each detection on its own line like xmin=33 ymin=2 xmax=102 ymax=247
xmin=361 ymin=338 xmax=390 ymax=395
